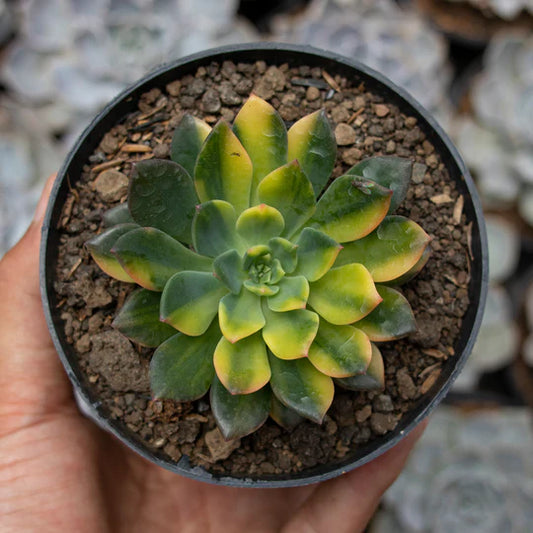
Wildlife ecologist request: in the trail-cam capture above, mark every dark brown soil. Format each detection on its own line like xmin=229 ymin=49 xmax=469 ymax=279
xmin=53 ymin=60 xmax=471 ymax=478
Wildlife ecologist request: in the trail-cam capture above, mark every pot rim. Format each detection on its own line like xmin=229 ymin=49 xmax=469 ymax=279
xmin=40 ymin=42 xmax=489 ymax=488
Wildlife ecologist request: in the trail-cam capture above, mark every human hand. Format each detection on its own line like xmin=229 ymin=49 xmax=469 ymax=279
xmin=0 ymin=175 xmax=427 ymax=533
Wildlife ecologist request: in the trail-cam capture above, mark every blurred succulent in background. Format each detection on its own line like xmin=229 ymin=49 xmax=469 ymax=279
xmin=452 ymin=34 xmax=533 ymax=222
xmin=0 ymin=0 xmax=257 ymax=258
xmin=271 ymin=0 xmax=453 ymax=121
xmin=0 ymin=98 xmax=62 ymax=255
xmin=374 ymin=407 xmax=533 ymax=533
xmin=1 ymin=0 xmax=256 ymax=136
xmin=87 ymin=95 xmax=429 ymax=439
xmin=445 ymin=0 xmax=533 ymax=20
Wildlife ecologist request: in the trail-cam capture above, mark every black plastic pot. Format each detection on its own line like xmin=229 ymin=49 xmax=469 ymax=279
xmin=40 ymin=42 xmax=489 ymax=488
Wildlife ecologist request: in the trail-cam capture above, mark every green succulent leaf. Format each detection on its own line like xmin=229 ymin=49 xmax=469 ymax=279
xmin=308 ymin=264 xmax=382 ymax=325
xmin=355 ymin=285 xmax=416 ymax=341
xmin=210 ymin=377 xmax=271 ymax=440
xmin=102 ymin=203 xmax=134 ymax=227
xmin=267 ymin=275 xmax=309 ymax=312
xmin=262 ymin=306 xmax=319 ymax=360
xmin=270 ymin=394 xmax=304 ymax=430
xmin=214 ymin=333 xmax=271 ymax=394
xmin=170 ymin=114 xmax=212 ymax=176
xmin=195 ymin=121 xmax=253 ymax=214
xmin=233 ymin=94 xmax=288 ymax=204
xmin=243 ymin=280 xmax=279 ymax=296
xmin=86 ymin=223 xmax=139 ymax=282
xmin=348 ymin=156 xmax=413 ymax=213
xmin=269 ymin=354 xmax=334 ymax=423
xmin=384 ymin=245 xmax=431 ymax=286
xmin=256 ymin=160 xmax=316 ymax=238
xmin=308 ymin=321 xmax=372 ymax=378
xmin=160 ymin=271 xmax=227 ymax=336
xmin=129 ymin=159 xmax=198 ymax=244
xmin=287 ymin=109 xmax=336 ymax=197
xmin=213 ymin=249 xmax=246 ymax=294
xmin=219 ymin=289 xmax=265 ymax=343
xmin=112 ymin=227 xmax=212 ymax=291
xmin=335 ymin=343 xmax=385 ymax=391
xmin=307 ymin=175 xmax=392 ymax=243
xmin=236 ymin=204 xmax=284 ymax=246
xmin=112 ymin=289 xmax=176 ymax=347
xmin=335 ymin=215 xmax=431 ymax=282
xmin=150 ymin=320 xmax=220 ymax=401
xmin=192 ymin=200 xmax=244 ymax=257
xmin=242 ymin=244 xmax=270 ymax=269
xmin=293 ymin=227 xmax=342 ymax=282
xmin=268 ymin=237 xmax=298 ymax=273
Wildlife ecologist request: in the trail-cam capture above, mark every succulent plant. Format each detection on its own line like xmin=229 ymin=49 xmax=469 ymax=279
xmin=87 ymin=94 xmax=430 ymax=439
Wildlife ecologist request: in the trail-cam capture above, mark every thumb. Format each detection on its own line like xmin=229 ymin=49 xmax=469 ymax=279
xmin=0 ymin=174 xmax=73 ymax=436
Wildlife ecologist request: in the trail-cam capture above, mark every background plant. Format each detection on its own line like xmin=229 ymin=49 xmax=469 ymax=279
xmin=87 ymin=94 xmax=430 ymax=439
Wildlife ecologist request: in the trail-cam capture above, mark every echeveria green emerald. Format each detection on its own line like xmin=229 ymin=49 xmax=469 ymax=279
xmin=87 ymin=95 xmax=430 ymax=440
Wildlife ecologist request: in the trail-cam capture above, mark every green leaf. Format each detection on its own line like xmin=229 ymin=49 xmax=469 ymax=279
xmin=160 ymin=271 xmax=228 ymax=336
xmin=243 ymin=280 xmax=279 ymax=297
xmin=335 ymin=343 xmax=385 ymax=391
xmin=213 ymin=249 xmax=246 ymax=294
xmin=129 ymin=159 xmax=198 ymax=244
xmin=256 ymin=160 xmax=316 ymax=238
xmin=192 ymin=200 xmax=244 ymax=257
xmin=270 ymin=394 xmax=304 ymax=430
xmin=355 ymin=285 xmax=416 ymax=341
xmin=214 ymin=333 xmax=271 ymax=394
xmin=211 ymin=377 xmax=271 ymax=439
xmin=150 ymin=320 xmax=220 ymax=401
xmin=233 ymin=94 xmax=288 ymax=204
xmin=102 ymin=203 xmax=134 ymax=227
xmin=86 ymin=223 xmax=139 ymax=282
xmin=384 ymin=245 xmax=431 ymax=286
xmin=268 ymin=237 xmax=298 ymax=273
xmin=112 ymin=289 xmax=176 ymax=347
xmin=287 ymin=109 xmax=336 ymax=197
xmin=112 ymin=227 xmax=212 ymax=291
xmin=308 ymin=321 xmax=372 ymax=378
xmin=236 ymin=204 xmax=284 ymax=246
xmin=219 ymin=289 xmax=265 ymax=343
xmin=308 ymin=264 xmax=382 ymax=325
xmin=195 ymin=121 xmax=253 ymax=214
xmin=262 ymin=306 xmax=319 ymax=360
xmin=293 ymin=227 xmax=342 ymax=282
xmin=267 ymin=276 xmax=309 ymax=312
xmin=170 ymin=114 xmax=212 ymax=176
xmin=307 ymin=174 xmax=392 ymax=243
xmin=269 ymin=354 xmax=334 ymax=423
xmin=335 ymin=216 xmax=431 ymax=282
xmin=348 ymin=156 xmax=413 ymax=213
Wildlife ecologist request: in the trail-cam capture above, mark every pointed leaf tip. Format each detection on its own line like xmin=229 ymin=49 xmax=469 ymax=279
xmin=233 ymin=94 xmax=288 ymax=204
xmin=308 ymin=175 xmax=392 ymax=243
xmin=195 ymin=121 xmax=253 ymax=214
xmin=171 ymin=114 xmax=212 ymax=176
xmin=335 ymin=216 xmax=431 ymax=282
xmin=211 ymin=376 xmax=270 ymax=439
xmin=288 ymin=109 xmax=336 ymax=197
xmin=214 ymin=333 xmax=270 ymax=394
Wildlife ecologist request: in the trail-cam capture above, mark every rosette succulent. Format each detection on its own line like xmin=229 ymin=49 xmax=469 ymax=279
xmin=87 ymin=94 xmax=430 ymax=439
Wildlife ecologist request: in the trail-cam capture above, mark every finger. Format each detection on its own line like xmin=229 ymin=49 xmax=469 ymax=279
xmin=0 ymin=174 xmax=74 ymax=436
xmin=283 ymin=420 xmax=428 ymax=533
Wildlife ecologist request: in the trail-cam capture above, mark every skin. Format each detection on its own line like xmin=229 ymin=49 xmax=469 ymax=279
xmin=0 ymin=175 xmax=427 ymax=533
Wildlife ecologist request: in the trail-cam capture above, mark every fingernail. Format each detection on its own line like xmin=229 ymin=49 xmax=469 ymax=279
xmin=33 ymin=174 xmax=57 ymax=224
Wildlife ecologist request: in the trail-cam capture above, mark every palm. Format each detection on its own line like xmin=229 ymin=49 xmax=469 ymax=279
xmin=0 ymin=180 xmax=425 ymax=533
